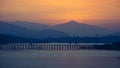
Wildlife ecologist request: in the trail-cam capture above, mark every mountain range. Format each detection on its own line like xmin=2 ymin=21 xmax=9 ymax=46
xmin=53 ymin=20 xmax=112 ymax=37
xmin=0 ymin=20 xmax=117 ymax=38
xmin=0 ymin=21 xmax=68 ymax=38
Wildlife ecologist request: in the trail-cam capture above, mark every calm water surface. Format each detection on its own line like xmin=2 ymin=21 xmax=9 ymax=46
xmin=0 ymin=50 xmax=120 ymax=68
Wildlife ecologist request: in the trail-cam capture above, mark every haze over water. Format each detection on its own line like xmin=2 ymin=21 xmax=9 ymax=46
xmin=0 ymin=50 xmax=120 ymax=68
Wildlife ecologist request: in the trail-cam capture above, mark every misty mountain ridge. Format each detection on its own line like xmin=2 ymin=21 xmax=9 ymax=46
xmin=54 ymin=20 xmax=113 ymax=37
xmin=0 ymin=21 xmax=68 ymax=38
xmin=13 ymin=21 xmax=51 ymax=30
xmin=0 ymin=20 xmax=116 ymax=37
xmin=89 ymin=20 xmax=120 ymax=32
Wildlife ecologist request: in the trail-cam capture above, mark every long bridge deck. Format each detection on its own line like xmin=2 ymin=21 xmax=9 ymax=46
xmin=0 ymin=43 xmax=105 ymax=50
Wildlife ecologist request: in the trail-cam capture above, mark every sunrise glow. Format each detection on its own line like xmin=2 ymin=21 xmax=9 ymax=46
xmin=0 ymin=0 xmax=120 ymax=24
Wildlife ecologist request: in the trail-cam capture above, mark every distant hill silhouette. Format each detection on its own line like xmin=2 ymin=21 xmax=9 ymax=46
xmin=0 ymin=34 xmax=27 ymax=44
xmin=0 ymin=21 xmax=68 ymax=38
xmin=113 ymin=32 xmax=120 ymax=36
xmin=13 ymin=21 xmax=51 ymax=30
xmin=5 ymin=20 xmax=113 ymax=37
xmin=54 ymin=20 xmax=112 ymax=37
xmin=0 ymin=34 xmax=120 ymax=44
xmin=91 ymin=21 xmax=120 ymax=32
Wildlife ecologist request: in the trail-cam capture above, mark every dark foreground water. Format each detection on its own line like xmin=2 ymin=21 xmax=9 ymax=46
xmin=0 ymin=50 xmax=120 ymax=68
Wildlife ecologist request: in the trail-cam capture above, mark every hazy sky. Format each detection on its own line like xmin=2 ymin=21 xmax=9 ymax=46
xmin=0 ymin=0 xmax=120 ymax=24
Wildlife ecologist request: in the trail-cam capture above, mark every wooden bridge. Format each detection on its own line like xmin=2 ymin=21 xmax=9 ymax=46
xmin=0 ymin=43 xmax=104 ymax=50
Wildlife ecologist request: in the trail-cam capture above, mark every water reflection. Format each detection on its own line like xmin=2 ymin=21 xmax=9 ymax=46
xmin=0 ymin=50 xmax=120 ymax=68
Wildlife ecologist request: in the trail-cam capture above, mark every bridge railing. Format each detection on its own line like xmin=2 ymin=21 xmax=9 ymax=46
xmin=0 ymin=43 xmax=94 ymax=51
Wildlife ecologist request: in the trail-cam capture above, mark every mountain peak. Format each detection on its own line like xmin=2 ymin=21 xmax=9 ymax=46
xmin=67 ymin=20 xmax=79 ymax=24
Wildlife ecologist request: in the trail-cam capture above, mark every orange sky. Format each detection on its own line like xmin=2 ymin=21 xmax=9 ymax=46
xmin=0 ymin=0 xmax=120 ymax=24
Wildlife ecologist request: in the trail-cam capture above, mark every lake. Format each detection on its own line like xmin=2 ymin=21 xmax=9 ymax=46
xmin=0 ymin=50 xmax=120 ymax=68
